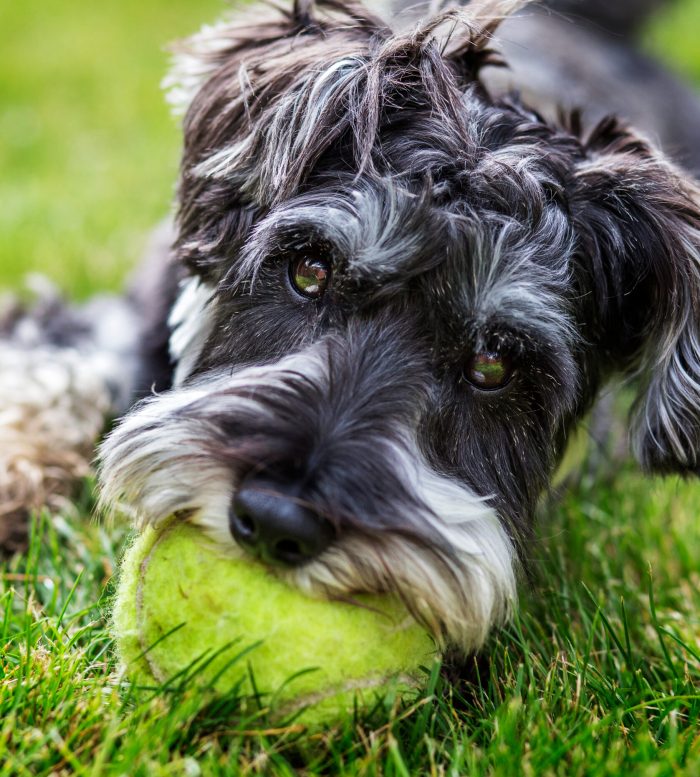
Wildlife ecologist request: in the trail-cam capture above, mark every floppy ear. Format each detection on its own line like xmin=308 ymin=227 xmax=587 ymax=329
xmin=573 ymin=117 xmax=700 ymax=475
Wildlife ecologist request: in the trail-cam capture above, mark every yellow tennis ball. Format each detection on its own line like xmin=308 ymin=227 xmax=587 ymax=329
xmin=112 ymin=519 xmax=436 ymax=725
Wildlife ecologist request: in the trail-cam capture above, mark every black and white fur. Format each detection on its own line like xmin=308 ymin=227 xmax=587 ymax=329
xmin=6 ymin=0 xmax=700 ymax=653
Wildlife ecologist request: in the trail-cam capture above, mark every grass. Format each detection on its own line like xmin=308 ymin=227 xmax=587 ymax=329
xmin=3 ymin=469 xmax=700 ymax=774
xmin=2 ymin=1 xmax=700 ymax=774
xmin=0 ymin=0 xmax=223 ymax=298
xmin=646 ymin=0 xmax=700 ymax=82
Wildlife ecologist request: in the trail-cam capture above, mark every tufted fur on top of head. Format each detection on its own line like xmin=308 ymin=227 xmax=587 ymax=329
xmin=165 ymin=0 xmax=529 ymax=275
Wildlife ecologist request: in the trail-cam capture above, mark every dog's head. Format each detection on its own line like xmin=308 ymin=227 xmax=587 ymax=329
xmin=99 ymin=0 xmax=700 ymax=652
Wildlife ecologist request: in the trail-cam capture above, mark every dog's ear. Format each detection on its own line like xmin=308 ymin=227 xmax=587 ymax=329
xmin=573 ymin=117 xmax=700 ymax=475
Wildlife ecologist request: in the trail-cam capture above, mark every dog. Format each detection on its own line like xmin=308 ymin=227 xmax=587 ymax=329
xmin=2 ymin=0 xmax=699 ymax=654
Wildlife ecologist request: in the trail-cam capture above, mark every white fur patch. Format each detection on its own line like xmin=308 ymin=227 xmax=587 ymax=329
xmin=98 ymin=352 xmax=324 ymax=531
xmin=168 ymin=277 xmax=217 ymax=387
xmin=466 ymin=213 xmax=578 ymax=347
xmin=291 ymin=439 xmax=516 ymax=650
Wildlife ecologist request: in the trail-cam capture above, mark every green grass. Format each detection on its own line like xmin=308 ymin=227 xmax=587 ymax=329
xmin=2 ymin=1 xmax=700 ymax=774
xmin=3 ymin=470 xmax=700 ymax=774
xmin=646 ymin=0 xmax=700 ymax=82
xmin=0 ymin=0 xmax=223 ymax=298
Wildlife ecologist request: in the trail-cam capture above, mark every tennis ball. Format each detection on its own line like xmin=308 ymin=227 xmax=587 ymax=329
xmin=113 ymin=518 xmax=436 ymax=725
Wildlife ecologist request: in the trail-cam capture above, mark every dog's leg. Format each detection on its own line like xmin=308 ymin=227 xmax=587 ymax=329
xmin=0 ymin=226 xmax=179 ymax=554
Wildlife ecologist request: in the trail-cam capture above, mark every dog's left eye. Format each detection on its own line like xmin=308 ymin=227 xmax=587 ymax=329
xmin=464 ymin=352 xmax=514 ymax=391
xmin=289 ymin=254 xmax=331 ymax=299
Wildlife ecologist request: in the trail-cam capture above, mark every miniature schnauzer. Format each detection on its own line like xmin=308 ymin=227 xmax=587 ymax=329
xmin=2 ymin=0 xmax=699 ymax=654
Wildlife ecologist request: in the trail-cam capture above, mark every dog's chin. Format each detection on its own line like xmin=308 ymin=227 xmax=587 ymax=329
xmin=97 ymin=343 xmax=517 ymax=653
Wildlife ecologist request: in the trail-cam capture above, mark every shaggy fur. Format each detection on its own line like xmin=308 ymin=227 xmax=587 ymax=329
xmin=4 ymin=0 xmax=700 ymax=652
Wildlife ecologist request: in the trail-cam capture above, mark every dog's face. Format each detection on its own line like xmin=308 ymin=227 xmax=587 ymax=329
xmin=99 ymin=0 xmax=700 ymax=652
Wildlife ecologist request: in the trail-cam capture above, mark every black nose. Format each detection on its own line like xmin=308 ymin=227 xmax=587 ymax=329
xmin=229 ymin=476 xmax=335 ymax=566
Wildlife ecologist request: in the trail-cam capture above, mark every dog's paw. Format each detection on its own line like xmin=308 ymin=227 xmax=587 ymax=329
xmin=0 ymin=343 xmax=111 ymax=554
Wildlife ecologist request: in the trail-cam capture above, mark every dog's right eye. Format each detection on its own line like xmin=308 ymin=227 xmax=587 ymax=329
xmin=289 ymin=254 xmax=331 ymax=299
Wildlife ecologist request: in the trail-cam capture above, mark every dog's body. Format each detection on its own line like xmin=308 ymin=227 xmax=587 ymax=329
xmin=2 ymin=0 xmax=700 ymax=653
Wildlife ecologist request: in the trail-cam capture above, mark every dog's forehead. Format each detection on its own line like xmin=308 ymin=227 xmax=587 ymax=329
xmin=247 ymin=85 xmax=578 ymax=262
xmin=301 ymin=98 xmax=579 ymax=334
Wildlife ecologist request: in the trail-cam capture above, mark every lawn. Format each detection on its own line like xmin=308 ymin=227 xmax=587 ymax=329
xmin=2 ymin=1 xmax=700 ymax=774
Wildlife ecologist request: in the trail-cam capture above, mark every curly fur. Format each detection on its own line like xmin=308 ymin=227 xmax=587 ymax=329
xmin=0 ymin=344 xmax=111 ymax=550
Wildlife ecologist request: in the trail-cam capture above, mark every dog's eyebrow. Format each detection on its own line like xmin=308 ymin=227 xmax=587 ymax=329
xmin=232 ymin=183 xmax=444 ymax=286
xmin=431 ymin=210 xmax=580 ymax=351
